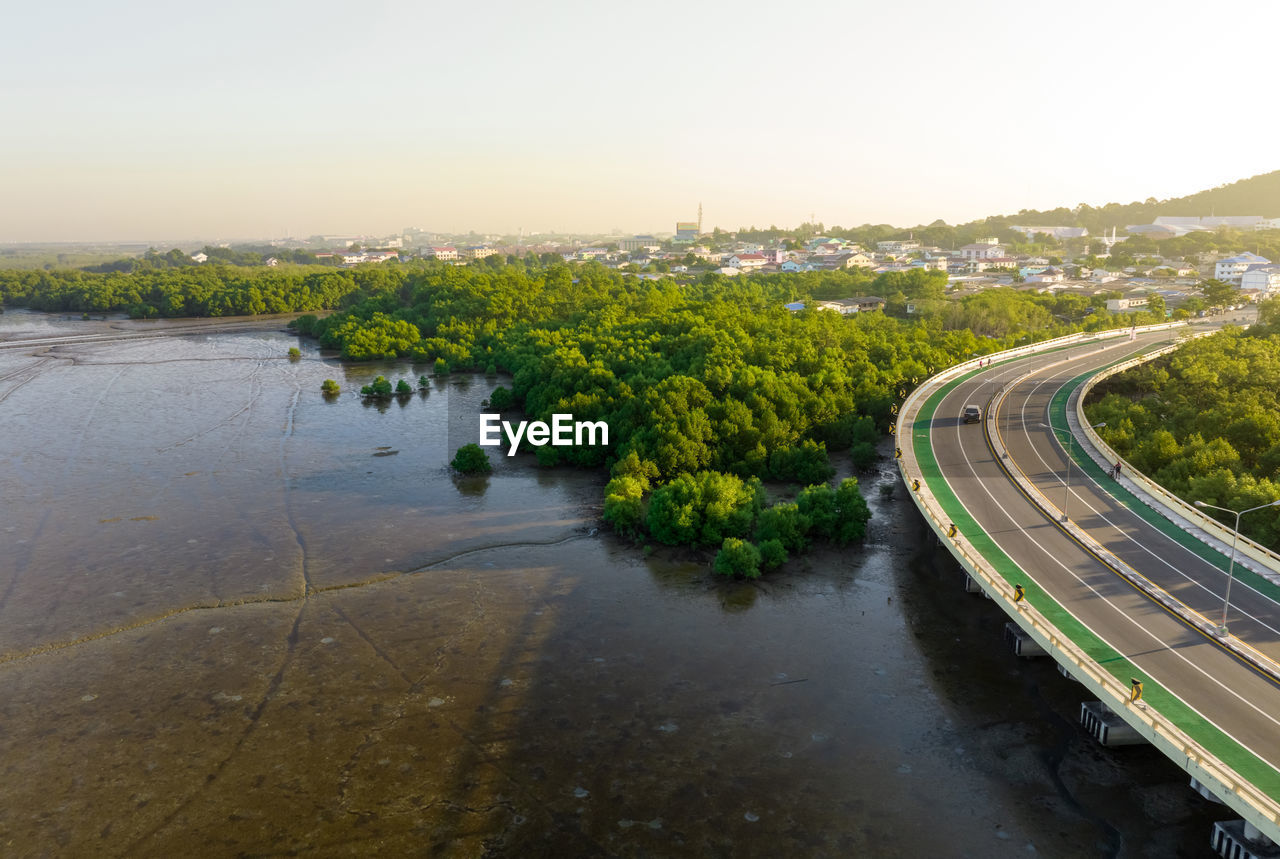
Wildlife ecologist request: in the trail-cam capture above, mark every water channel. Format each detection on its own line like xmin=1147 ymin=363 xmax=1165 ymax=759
xmin=0 ymin=310 xmax=1226 ymax=856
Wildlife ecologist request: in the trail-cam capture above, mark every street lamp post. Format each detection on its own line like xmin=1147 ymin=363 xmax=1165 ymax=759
xmin=1039 ymin=420 xmax=1105 ymax=522
xmin=1192 ymin=499 xmax=1280 ymax=635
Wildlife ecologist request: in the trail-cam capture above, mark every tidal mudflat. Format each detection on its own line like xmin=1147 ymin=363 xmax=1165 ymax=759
xmin=0 ymin=312 xmax=1222 ymax=856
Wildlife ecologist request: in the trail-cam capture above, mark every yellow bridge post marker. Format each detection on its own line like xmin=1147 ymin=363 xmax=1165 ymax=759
xmin=1130 ymin=678 xmax=1143 ymax=702
xmin=947 ymin=523 xmax=957 ymax=538
xmin=1013 ymin=584 xmax=1025 ymax=602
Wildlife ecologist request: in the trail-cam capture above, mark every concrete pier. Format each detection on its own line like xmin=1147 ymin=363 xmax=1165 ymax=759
xmin=1003 ymin=622 xmax=1046 ymax=657
xmin=1079 ymin=701 xmax=1145 ymax=746
xmin=1212 ymin=819 xmax=1280 ymax=858
xmin=1192 ymin=777 xmax=1226 ymax=805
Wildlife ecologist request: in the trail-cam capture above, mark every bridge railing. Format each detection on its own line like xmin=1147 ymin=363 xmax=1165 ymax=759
xmin=894 ymin=320 xmax=1280 ymax=842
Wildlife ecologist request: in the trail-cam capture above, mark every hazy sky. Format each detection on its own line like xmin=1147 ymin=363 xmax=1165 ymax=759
xmin=4 ymin=0 xmax=1279 ymax=242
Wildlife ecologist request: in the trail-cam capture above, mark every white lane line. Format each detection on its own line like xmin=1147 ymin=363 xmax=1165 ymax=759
xmin=930 ymin=345 xmax=1280 ymax=775
xmin=1010 ymin=364 xmax=1280 ymax=637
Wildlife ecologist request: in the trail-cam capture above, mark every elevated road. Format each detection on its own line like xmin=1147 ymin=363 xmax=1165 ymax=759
xmin=899 ymin=323 xmax=1280 ymax=844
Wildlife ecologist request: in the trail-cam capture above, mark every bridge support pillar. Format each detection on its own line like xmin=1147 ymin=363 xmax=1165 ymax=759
xmin=962 ymin=574 xmax=983 ymax=594
xmin=1211 ymin=819 xmax=1280 ymax=858
xmin=1079 ymin=701 xmax=1145 ymax=746
xmin=1190 ymin=777 xmax=1225 ymax=805
xmin=1003 ymin=622 xmax=1045 ymax=657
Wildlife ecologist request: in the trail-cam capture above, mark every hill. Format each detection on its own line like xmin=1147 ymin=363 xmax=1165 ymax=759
xmin=986 ymin=170 xmax=1280 ymax=235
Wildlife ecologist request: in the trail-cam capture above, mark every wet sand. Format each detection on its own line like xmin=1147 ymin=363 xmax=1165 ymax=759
xmin=0 ymin=312 xmax=1224 ymax=856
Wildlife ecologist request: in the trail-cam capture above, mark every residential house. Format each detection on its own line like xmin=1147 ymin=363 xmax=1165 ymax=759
xmin=426 ymin=246 xmax=459 ymax=261
xmin=1026 ymin=268 xmax=1065 ymax=284
xmin=190 ymin=252 xmax=208 ymax=263
xmin=876 ymin=240 xmax=920 ymax=253
xmin=724 ymin=253 xmax=767 ymax=270
xmin=815 ymin=296 xmax=886 ymax=315
xmin=1106 ymin=297 xmax=1148 ymax=313
xmin=965 ymin=257 xmax=1017 ymax=273
xmin=960 ymin=242 xmax=1007 ymax=261
xmin=807 ymin=237 xmax=846 ymax=253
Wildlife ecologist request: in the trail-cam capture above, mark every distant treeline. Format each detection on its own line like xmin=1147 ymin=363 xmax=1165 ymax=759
xmin=0 ymin=265 xmax=378 ymax=317
xmin=1086 ymin=300 xmax=1280 ymax=549
xmin=82 ymin=245 xmax=325 ymax=274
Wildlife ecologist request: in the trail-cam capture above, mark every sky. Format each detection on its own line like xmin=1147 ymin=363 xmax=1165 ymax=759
xmin=3 ymin=0 xmax=1280 ymax=243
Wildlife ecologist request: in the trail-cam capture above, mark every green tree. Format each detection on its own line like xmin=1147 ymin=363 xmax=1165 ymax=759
xmin=755 ymin=502 xmax=810 ymax=551
xmin=833 ymin=477 xmax=872 ymax=544
xmin=758 ymin=538 xmax=788 ymax=570
xmin=713 ymin=538 xmax=762 ymax=578
xmin=603 ymin=475 xmax=649 ymax=538
xmin=450 ymin=443 xmax=492 ymax=474
xmin=360 ymin=375 xmax=393 ymax=397
xmin=1200 ymin=278 xmax=1239 ymax=310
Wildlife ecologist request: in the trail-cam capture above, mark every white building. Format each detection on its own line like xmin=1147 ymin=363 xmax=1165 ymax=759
xmin=1010 ymin=225 xmax=1089 ymax=240
xmin=1241 ymin=265 xmax=1280 ymax=293
xmin=816 ymin=296 xmax=886 ymax=315
xmin=1155 ymin=215 xmax=1266 ymax=230
xmin=190 ymin=252 xmax=208 ymax=263
xmin=1026 ymin=268 xmax=1065 ymax=284
xmin=426 ymin=246 xmax=458 ymax=261
xmin=960 ymin=242 xmax=1006 ymax=261
xmin=724 ymin=253 xmax=767 ymax=270
xmin=1215 ymin=252 xmax=1271 ymax=282
xmin=876 ymin=240 xmax=920 ymax=253
xmin=618 ymin=235 xmax=659 ymax=252
xmin=1106 ymin=297 xmax=1148 ymax=312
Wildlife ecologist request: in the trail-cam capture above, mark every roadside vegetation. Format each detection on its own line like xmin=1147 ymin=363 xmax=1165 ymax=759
xmin=1085 ymin=299 xmax=1280 ymax=548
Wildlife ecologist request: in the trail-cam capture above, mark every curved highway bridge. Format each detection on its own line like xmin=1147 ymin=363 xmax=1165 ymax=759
xmin=897 ymin=321 xmax=1280 ymax=856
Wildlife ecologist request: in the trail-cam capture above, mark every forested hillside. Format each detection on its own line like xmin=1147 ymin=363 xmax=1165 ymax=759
xmin=731 ymin=170 xmax=1280 ymax=251
xmin=989 ymin=170 xmax=1280 ymax=236
xmin=1085 ymin=300 xmax=1280 ymax=549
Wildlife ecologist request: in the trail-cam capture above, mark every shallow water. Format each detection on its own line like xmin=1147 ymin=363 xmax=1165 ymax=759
xmin=0 ymin=312 xmax=1223 ymax=856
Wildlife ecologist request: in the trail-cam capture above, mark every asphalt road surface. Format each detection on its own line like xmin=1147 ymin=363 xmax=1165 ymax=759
xmin=924 ymin=321 xmax=1280 ymax=788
